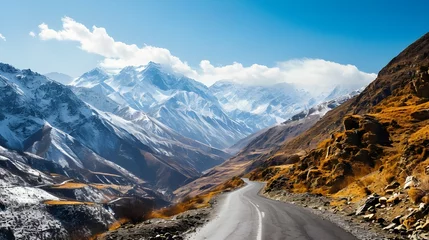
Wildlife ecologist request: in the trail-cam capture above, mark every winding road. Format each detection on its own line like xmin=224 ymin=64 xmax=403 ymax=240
xmin=188 ymin=179 xmax=357 ymax=240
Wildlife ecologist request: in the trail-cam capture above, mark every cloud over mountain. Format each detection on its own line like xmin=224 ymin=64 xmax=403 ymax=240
xmin=36 ymin=17 xmax=376 ymax=90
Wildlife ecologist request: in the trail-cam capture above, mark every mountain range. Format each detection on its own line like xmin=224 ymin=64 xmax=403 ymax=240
xmin=70 ymin=63 xmax=253 ymax=149
xmin=0 ymin=63 xmax=230 ymax=193
xmin=0 ymin=56 xmax=370 ymax=239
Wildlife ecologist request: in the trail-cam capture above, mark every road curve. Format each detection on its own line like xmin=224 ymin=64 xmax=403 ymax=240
xmin=188 ymin=179 xmax=357 ymax=240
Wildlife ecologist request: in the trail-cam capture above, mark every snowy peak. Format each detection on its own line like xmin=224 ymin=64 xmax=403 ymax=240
xmin=72 ymin=63 xmax=250 ymax=149
xmin=209 ymin=80 xmax=313 ymax=131
xmin=0 ymin=62 xmax=231 ymax=193
xmin=71 ymin=67 xmax=110 ymax=88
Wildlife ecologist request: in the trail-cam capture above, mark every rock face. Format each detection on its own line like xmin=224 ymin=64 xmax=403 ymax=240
xmin=263 ymin=114 xmax=390 ymax=194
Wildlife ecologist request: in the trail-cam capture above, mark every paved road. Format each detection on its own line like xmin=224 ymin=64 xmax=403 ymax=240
xmin=188 ymin=179 xmax=357 ymax=240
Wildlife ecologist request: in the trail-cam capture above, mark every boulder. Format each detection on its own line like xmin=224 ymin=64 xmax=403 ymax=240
xmin=362 ymin=132 xmax=378 ymax=145
xmin=379 ymin=197 xmax=388 ymax=205
xmin=363 ymin=213 xmax=376 ymax=221
xmin=344 ymin=130 xmax=361 ymax=146
xmin=411 ymin=109 xmax=429 ymax=121
xmin=355 ymin=194 xmax=380 ymax=215
xmin=383 ymin=223 xmax=396 ymax=230
xmin=361 ymin=117 xmax=390 ymax=145
xmin=353 ymin=149 xmax=372 ymax=165
xmin=404 ymin=176 xmax=418 ymax=189
xmin=343 ymin=116 xmax=360 ymax=130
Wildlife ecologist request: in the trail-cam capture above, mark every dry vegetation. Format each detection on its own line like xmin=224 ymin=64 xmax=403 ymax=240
xmin=50 ymin=182 xmax=88 ymax=189
xmin=90 ymin=183 xmax=132 ymax=193
xmin=44 ymin=200 xmax=95 ymax=205
xmin=150 ymin=177 xmax=244 ymax=219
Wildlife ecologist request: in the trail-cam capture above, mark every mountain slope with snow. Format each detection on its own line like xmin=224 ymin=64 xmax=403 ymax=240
xmin=71 ymin=62 xmax=253 ymax=149
xmin=0 ymin=63 xmax=227 ymax=192
xmin=209 ymin=81 xmax=314 ymax=131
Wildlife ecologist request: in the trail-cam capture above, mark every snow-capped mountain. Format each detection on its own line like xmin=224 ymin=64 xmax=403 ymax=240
xmin=71 ymin=62 xmax=253 ymax=149
xmin=226 ymin=88 xmax=362 ymax=155
xmin=0 ymin=63 xmax=228 ymax=192
xmin=209 ymin=81 xmax=315 ymax=131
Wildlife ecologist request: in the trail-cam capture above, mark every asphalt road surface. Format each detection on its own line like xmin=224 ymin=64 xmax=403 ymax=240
xmin=188 ymin=179 xmax=357 ymax=240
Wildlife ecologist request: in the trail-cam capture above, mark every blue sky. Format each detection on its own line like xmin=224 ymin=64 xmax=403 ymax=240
xmin=0 ymin=0 xmax=427 ymax=87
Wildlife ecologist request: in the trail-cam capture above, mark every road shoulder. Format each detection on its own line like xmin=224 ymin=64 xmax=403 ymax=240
xmin=263 ymin=190 xmax=403 ymax=240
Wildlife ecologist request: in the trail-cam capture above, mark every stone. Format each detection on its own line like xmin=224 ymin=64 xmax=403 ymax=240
xmin=393 ymin=224 xmax=406 ymax=232
xmin=379 ymin=197 xmax=388 ymax=205
xmin=355 ymin=194 xmax=380 ymax=215
xmin=383 ymin=223 xmax=397 ymax=230
xmin=344 ymin=130 xmax=361 ymax=146
xmin=363 ymin=214 xmax=376 ymax=221
xmin=404 ymin=176 xmax=418 ymax=189
xmin=343 ymin=115 xmax=360 ymax=130
xmin=385 ymin=189 xmax=394 ymax=195
xmin=387 ymin=194 xmax=401 ymax=205
xmin=416 ymin=222 xmax=429 ymax=231
xmin=385 ymin=181 xmax=400 ymax=191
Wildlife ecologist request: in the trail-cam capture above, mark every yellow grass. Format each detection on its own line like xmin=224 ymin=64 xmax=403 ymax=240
xmin=90 ymin=184 xmax=132 ymax=193
xmin=108 ymin=218 xmax=129 ymax=231
xmin=150 ymin=177 xmax=244 ymax=219
xmin=50 ymin=182 xmax=87 ymax=189
xmin=44 ymin=200 xmax=94 ymax=205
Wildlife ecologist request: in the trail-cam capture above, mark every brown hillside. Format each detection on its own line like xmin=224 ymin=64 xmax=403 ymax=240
xmin=174 ymin=115 xmax=320 ymax=198
xmin=277 ymin=32 xmax=429 ymax=153
xmin=258 ymin=32 xmax=429 ymax=197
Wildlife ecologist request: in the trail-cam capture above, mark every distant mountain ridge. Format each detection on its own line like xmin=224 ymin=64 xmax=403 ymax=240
xmin=209 ymin=80 xmax=365 ymax=132
xmin=44 ymin=72 xmax=74 ymax=85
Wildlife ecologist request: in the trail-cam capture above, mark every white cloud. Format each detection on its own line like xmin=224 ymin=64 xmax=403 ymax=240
xmin=36 ymin=17 xmax=376 ymax=90
xmin=0 ymin=33 xmax=6 ymax=41
xmin=29 ymin=31 xmax=36 ymax=37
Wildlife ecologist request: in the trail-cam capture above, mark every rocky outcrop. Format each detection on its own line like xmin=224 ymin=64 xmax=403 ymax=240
xmin=264 ymin=114 xmax=390 ymax=194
